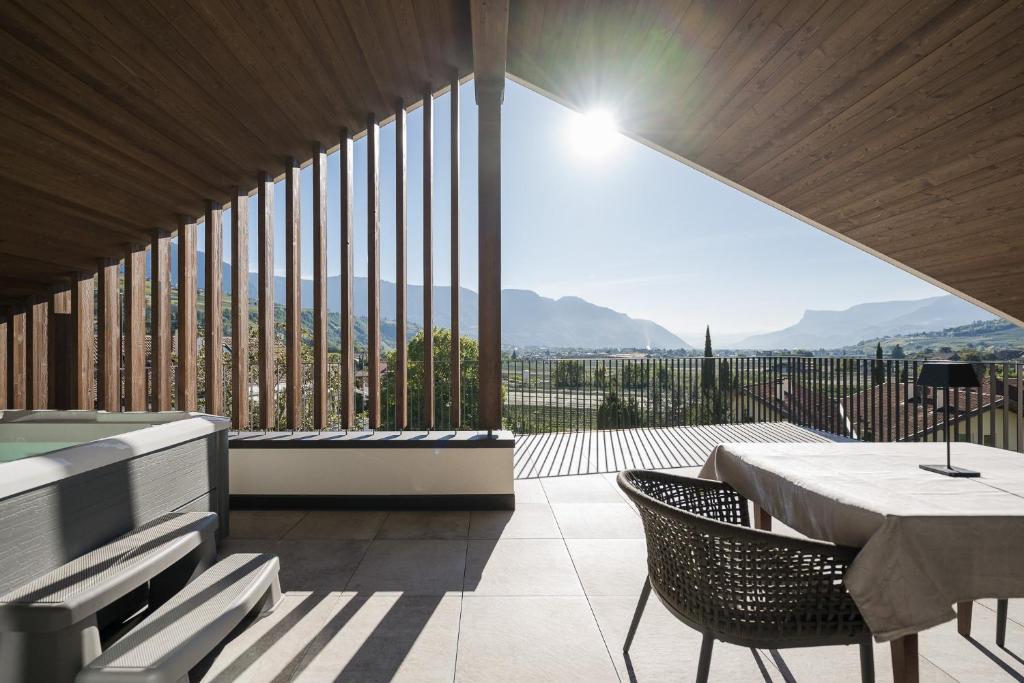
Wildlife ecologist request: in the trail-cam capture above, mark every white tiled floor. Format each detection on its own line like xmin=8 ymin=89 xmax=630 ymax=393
xmin=200 ymin=468 xmax=1024 ymax=682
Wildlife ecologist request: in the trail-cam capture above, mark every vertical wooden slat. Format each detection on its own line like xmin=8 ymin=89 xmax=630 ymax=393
xmin=151 ymin=230 xmax=172 ymax=411
xmin=48 ymin=289 xmax=71 ymax=409
xmin=450 ymin=76 xmax=462 ymax=428
xmin=124 ymin=244 xmax=146 ymax=410
xmin=257 ymin=173 xmax=274 ymax=429
xmin=177 ymin=219 xmax=198 ymax=411
xmin=205 ymin=201 xmax=224 ymax=416
xmin=477 ymin=82 xmax=503 ymax=431
xmin=285 ymin=158 xmax=301 ymax=429
xmin=0 ymin=316 xmax=6 ymax=409
xmin=71 ymin=273 xmax=94 ymax=409
xmin=395 ymin=104 xmax=408 ymax=429
xmin=7 ymin=309 xmax=26 ymax=409
xmin=313 ymin=145 xmax=328 ymax=429
xmin=231 ymin=190 xmax=250 ymax=429
xmin=27 ymin=295 xmax=48 ymax=409
xmin=97 ymin=258 xmax=120 ymax=411
xmin=340 ymin=132 xmax=355 ymax=429
xmin=367 ymin=115 xmax=381 ymax=428
xmin=422 ymin=87 xmax=435 ymax=429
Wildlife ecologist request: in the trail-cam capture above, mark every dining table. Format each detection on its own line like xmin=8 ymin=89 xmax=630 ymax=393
xmin=699 ymin=440 xmax=1024 ymax=683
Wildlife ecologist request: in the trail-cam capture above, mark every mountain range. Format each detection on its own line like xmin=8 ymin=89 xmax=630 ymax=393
xmin=734 ymin=295 xmax=997 ymax=350
xmin=156 ymin=246 xmax=690 ymax=350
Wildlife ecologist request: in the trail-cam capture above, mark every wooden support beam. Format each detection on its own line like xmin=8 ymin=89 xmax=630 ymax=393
xmin=124 ymin=244 xmax=146 ymax=410
xmin=257 ymin=172 xmax=274 ymax=429
xmin=231 ymin=189 xmax=249 ymax=428
xmin=8 ymin=306 xmax=26 ymax=409
xmin=395 ymin=103 xmax=408 ymax=429
xmin=49 ymin=289 xmax=71 ymax=409
xmin=285 ymin=158 xmax=301 ymax=429
xmin=450 ymin=76 xmax=462 ymax=428
xmin=71 ymin=272 xmax=94 ymax=409
xmin=0 ymin=316 xmax=6 ymax=409
xmin=177 ymin=218 xmax=197 ymax=411
xmin=97 ymin=258 xmax=120 ymax=411
xmin=423 ymin=86 xmax=435 ymax=430
xmin=27 ymin=295 xmax=48 ymax=409
xmin=367 ymin=115 xmax=381 ymax=428
xmin=340 ymin=132 xmax=355 ymax=429
xmin=205 ymin=200 xmax=224 ymax=416
xmin=313 ymin=145 xmax=328 ymax=429
xmin=151 ymin=230 xmax=172 ymax=411
xmin=472 ymin=0 xmax=508 ymax=432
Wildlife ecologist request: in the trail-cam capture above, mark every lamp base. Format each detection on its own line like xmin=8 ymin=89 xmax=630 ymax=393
xmin=919 ymin=464 xmax=981 ymax=478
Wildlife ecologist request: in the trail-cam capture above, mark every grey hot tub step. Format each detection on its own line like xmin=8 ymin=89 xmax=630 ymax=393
xmin=76 ymin=552 xmax=281 ymax=683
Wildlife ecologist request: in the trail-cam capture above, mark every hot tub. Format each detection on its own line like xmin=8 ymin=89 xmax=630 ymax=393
xmin=0 ymin=410 xmax=230 ymax=597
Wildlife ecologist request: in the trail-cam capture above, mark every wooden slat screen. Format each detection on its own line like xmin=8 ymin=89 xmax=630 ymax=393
xmin=367 ymin=116 xmax=381 ymax=427
xmin=97 ymin=258 xmax=120 ymax=412
xmin=231 ymin=190 xmax=249 ymax=428
xmin=285 ymin=159 xmax=301 ymax=428
xmin=395 ymin=103 xmax=408 ymax=429
xmin=177 ymin=219 xmax=197 ymax=411
xmin=450 ymin=77 xmax=461 ymax=428
xmin=151 ymin=230 xmax=172 ymax=411
xmin=124 ymin=244 xmax=146 ymax=411
xmin=71 ymin=273 xmax=93 ymax=410
xmin=340 ymin=131 xmax=355 ymax=429
xmin=313 ymin=145 xmax=328 ymax=429
xmin=27 ymin=295 xmax=48 ymax=410
xmin=204 ymin=201 xmax=224 ymax=416
xmin=422 ymin=88 xmax=435 ymax=429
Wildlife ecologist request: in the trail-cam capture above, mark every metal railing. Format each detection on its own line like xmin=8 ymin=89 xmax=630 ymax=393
xmin=114 ymin=355 xmax=1023 ymax=453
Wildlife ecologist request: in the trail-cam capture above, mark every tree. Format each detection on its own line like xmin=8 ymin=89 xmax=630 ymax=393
xmin=892 ymin=343 xmax=906 ymax=359
xmin=596 ymin=391 xmax=641 ymax=428
xmin=872 ymin=342 xmax=885 ymax=385
xmin=553 ymin=360 xmax=584 ymax=389
xmin=701 ymin=325 xmax=716 ymax=392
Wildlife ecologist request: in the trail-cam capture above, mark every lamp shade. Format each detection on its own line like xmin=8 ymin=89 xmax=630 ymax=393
xmin=916 ymin=361 xmax=980 ymax=388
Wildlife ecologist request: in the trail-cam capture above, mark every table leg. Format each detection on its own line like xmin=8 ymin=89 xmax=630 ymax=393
xmin=753 ymin=504 xmax=772 ymax=531
xmin=890 ymin=634 xmax=919 ymax=683
xmin=957 ymin=601 xmax=973 ymax=637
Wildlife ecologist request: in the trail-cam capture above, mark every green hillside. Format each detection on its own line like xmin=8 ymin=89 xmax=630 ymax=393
xmin=841 ymin=319 xmax=1024 ymax=358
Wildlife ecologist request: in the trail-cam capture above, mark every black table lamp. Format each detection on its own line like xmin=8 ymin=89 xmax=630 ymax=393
xmin=916 ymin=361 xmax=981 ymax=477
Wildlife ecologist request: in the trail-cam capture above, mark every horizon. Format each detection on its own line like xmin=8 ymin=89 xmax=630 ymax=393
xmin=191 ymin=78 xmax=956 ymax=339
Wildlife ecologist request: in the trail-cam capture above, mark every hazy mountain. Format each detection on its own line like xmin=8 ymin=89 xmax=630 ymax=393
xmin=734 ymin=295 xmax=996 ymax=350
xmin=160 ymin=246 xmax=690 ymax=350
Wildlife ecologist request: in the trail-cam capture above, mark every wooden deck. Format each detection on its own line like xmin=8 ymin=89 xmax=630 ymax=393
xmin=513 ymin=421 xmax=843 ymax=479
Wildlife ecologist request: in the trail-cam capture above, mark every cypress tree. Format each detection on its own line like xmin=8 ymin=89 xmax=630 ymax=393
xmin=702 ymin=325 xmax=716 ymax=392
xmin=872 ymin=342 xmax=885 ymax=385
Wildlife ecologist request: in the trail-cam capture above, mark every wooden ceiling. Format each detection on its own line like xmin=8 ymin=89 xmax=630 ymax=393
xmin=507 ymin=0 xmax=1024 ymax=326
xmin=2 ymin=0 xmax=1023 ymax=327
xmin=0 ymin=0 xmax=471 ymax=299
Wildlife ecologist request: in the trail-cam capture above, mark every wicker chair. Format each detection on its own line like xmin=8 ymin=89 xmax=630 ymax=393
xmin=617 ymin=469 xmax=874 ymax=683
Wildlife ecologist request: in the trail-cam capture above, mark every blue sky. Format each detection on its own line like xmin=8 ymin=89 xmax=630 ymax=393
xmin=201 ymin=79 xmax=946 ymax=345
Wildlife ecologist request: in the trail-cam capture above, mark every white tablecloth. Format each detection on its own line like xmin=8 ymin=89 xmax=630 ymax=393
xmin=699 ymin=441 xmax=1024 ymax=641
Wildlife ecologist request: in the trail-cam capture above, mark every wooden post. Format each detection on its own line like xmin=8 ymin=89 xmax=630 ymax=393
xmin=49 ymin=289 xmax=71 ymax=409
xmin=285 ymin=158 xmax=301 ymax=429
xmin=27 ymin=295 xmax=49 ymax=409
xmin=313 ymin=145 xmax=328 ymax=429
xmin=205 ymin=201 xmax=224 ymax=416
xmin=231 ymin=189 xmax=249 ymax=429
xmin=367 ymin=115 xmax=381 ymax=428
xmin=423 ymin=86 xmax=435 ymax=430
xmin=395 ymin=103 xmax=408 ymax=429
xmin=124 ymin=244 xmax=146 ymax=410
xmin=177 ymin=219 xmax=197 ymax=411
xmin=8 ymin=306 xmax=26 ymax=409
xmin=151 ymin=230 xmax=172 ymax=411
xmin=471 ymin=0 xmax=508 ymax=433
xmin=257 ymin=172 xmax=274 ymax=429
xmin=71 ymin=272 xmax=94 ymax=409
xmin=340 ymin=131 xmax=355 ymax=429
xmin=450 ymin=76 xmax=462 ymax=428
xmin=890 ymin=634 xmax=919 ymax=683
xmin=98 ymin=258 xmax=121 ymax=411
xmin=0 ymin=316 xmax=6 ymax=409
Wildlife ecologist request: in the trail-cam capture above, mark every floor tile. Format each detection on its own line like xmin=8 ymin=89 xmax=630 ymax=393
xmin=468 ymin=503 xmax=560 ymax=539
xmin=552 ymin=502 xmax=644 ymax=539
xmin=541 ymin=474 xmax=623 ymax=503
xmin=284 ymin=511 xmax=387 ymax=540
xmin=377 ymin=511 xmax=469 ymax=539
xmin=464 ymin=539 xmax=583 ymax=596
xmin=229 ymin=510 xmax=307 ymax=539
xmin=275 ymin=539 xmax=371 ymax=592
xmin=217 ymin=538 xmax=278 ymax=559
xmin=291 ymin=594 xmax=461 ymax=683
xmin=589 ymin=595 xmax=784 ymax=682
xmin=566 ymin=539 xmax=648 ymax=596
xmin=918 ymin=604 xmax=1024 ymax=682
xmin=197 ymin=592 xmax=342 ymax=683
xmin=346 ymin=540 xmax=467 ymax=596
xmin=765 ymin=641 xmax=955 ymax=682
xmin=513 ymin=478 xmax=549 ymax=503
xmin=455 ymin=596 xmax=618 ymax=682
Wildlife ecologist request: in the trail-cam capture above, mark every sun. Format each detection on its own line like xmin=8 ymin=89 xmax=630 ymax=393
xmin=567 ymin=109 xmax=621 ymax=160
